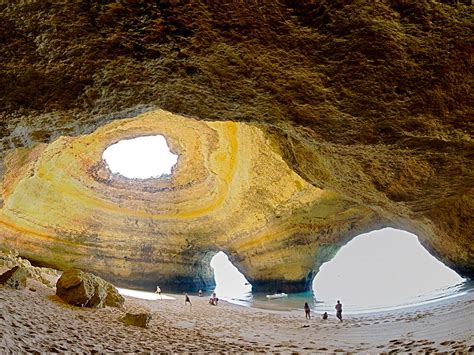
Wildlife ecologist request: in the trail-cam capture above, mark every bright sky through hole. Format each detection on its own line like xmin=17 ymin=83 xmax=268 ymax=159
xmin=312 ymin=228 xmax=464 ymax=307
xmin=102 ymin=135 xmax=178 ymax=179
xmin=210 ymin=228 xmax=463 ymax=309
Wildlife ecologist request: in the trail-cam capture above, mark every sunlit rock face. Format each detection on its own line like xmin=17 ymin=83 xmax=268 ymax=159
xmin=0 ymin=111 xmax=377 ymax=291
xmin=0 ymin=2 xmax=472 ymax=289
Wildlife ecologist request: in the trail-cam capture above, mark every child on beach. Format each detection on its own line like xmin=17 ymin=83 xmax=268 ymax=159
xmin=209 ymin=292 xmax=219 ymax=305
xmin=304 ymin=302 xmax=311 ymax=320
xmin=155 ymin=285 xmax=162 ymax=299
xmin=322 ymin=312 xmax=328 ymax=320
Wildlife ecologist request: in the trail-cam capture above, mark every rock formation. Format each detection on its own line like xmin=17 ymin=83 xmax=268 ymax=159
xmin=56 ymin=269 xmax=124 ymax=308
xmin=1 ymin=112 xmax=377 ymax=291
xmin=0 ymin=2 xmax=472 ymax=291
xmin=0 ymin=266 xmax=28 ymax=289
xmin=120 ymin=313 xmax=152 ymax=328
xmin=0 ymin=249 xmax=58 ymax=287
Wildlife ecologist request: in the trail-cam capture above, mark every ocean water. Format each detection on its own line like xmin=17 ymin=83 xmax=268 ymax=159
xmin=117 ymin=280 xmax=472 ymax=315
xmin=209 ymin=229 xmax=471 ymax=314
xmin=219 ymin=280 xmax=473 ymax=314
xmin=119 ymin=229 xmax=472 ymax=314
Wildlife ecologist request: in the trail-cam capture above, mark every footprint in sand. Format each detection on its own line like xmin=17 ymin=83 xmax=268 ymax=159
xmin=440 ymin=340 xmax=455 ymax=346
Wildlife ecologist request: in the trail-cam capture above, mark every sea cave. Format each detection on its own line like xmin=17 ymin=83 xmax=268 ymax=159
xmin=0 ymin=1 xmax=472 ymax=353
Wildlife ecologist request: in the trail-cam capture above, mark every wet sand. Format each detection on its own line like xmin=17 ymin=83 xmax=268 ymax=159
xmin=0 ymin=271 xmax=473 ymax=353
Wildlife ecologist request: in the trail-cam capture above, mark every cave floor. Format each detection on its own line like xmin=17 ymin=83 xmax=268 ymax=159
xmin=0 ymin=277 xmax=473 ymax=353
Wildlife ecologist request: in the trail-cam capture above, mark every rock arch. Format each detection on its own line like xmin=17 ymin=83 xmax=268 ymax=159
xmin=0 ymin=110 xmax=378 ymax=291
xmin=1 ymin=110 xmax=469 ymax=292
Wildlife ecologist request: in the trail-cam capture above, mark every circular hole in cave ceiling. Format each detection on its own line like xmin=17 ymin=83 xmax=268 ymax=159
xmin=102 ymin=135 xmax=178 ymax=179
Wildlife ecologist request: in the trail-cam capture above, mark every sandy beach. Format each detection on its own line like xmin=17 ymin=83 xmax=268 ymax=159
xmin=1 ymin=268 xmax=473 ymax=353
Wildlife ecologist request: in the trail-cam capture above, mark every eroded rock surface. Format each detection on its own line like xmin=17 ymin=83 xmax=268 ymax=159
xmin=0 ymin=2 xmax=472 ymax=290
xmin=0 ymin=249 xmax=58 ymax=287
xmin=0 ymin=112 xmax=376 ymax=291
xmin=56 ymin=269 xmax=124 ymax=308
xmin=0 ymin=266 xmax=27 ymax=289
xmin=120 ymin=313 xmax=151 ymax=328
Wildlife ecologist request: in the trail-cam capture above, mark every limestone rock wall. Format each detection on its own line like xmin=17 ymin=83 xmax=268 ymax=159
xmin=0 ymin=1 xmax=472 ymax=289
xmin=0 ymin=111 xmax=377 ymax=291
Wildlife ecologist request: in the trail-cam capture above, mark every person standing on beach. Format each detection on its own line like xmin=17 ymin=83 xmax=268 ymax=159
xmin=155 ymin=285 xmax=162 ymax=299
xmin=304 ymin=302 xmax=311 ymax=320
xmin=335 ymin=300 xmax=343 ymax=321
xmin=185 ymin=293 xmax=192 ymax=306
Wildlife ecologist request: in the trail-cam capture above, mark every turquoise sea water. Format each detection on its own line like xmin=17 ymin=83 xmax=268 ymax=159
xmin=119 ymin=280 xmax=472 ymax=315
xmin=218 ymin=280 xmax=473 ymax=314
xmin=209 ymin=229 xmax=471 ymax=314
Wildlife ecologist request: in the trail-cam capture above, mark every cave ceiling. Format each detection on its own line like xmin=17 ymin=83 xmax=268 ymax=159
xmin=0 ymin=1 xmax=472 ymax=290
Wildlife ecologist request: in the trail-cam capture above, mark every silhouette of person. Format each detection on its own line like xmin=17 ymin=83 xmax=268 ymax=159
xmin=335 ymin=300 xmax=343 ymax=321
xmin=155 ymin=285 xmax=162 ymax=299
xmin=322 ymin=311 xmax=328 ymax=320
xmin=304 ymin=302 xmax=311 ymax=320
xmin=185 ymin=293 xmax=192 ymax=306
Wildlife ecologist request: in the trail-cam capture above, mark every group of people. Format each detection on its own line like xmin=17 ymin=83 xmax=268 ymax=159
xmin=186 ymin=291 xmax=219 ymax=306
xmin=156 ymin=285 xmax=219 ymax=307
xmin=304 ymin=300 xmax=343 ymax=321
xmin=158 ymin=284 xmax=342 ymax=320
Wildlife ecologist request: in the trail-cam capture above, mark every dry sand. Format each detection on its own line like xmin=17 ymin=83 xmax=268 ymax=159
xmin=1 ymin=269 xmax=473 ymax=353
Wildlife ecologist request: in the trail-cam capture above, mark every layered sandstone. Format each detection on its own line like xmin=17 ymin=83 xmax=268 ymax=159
xmin=0 ymin=1 xmax=472 ymax=290
xmin=0 ymin=111 xmax=377 ymax=291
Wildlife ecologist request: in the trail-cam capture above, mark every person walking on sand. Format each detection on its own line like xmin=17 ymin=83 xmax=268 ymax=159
xmin=155 ymin=285 xmax=162 ymax=299
xmin=185 ymin=293 xmax=192 ymax=306
xmin=335 ymin=300 xmax=343 ymax=321
xmin=304 ymin=302 xmax=311 ymax=320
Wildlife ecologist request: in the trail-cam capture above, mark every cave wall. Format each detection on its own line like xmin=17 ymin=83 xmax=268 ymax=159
xmin=0 ymin=1 xmax=472 ymax=289
xmin=0 ymin=111 xmax=379 ymax=291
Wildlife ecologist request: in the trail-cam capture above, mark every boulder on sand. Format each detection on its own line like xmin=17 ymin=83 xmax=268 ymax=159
xmin=0 ymin=266 xmax=28 ymax=289
xmin=56 ymin=268 xmax=124 ymax=308
xmin=0 ymin=249 xmax=59 ymax=287
xmin=105 ymin=283 xmax=125 ymax=308
xmin=120 ymin=312 xmax=151 ymax=328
